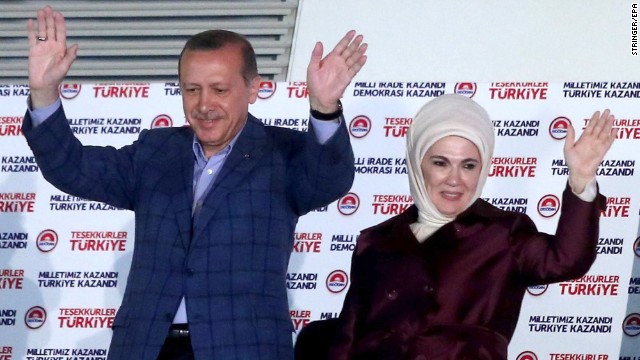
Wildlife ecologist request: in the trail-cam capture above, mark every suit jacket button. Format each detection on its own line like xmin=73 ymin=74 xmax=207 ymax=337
xmin=386 ymin=289 xmax=398 ymax=300
xmin=423 ymin=285 xmax=434 ymax=293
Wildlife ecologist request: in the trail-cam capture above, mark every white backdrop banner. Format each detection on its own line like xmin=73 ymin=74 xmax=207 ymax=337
xmin=1 ymin=81 xmax=639 ymax=360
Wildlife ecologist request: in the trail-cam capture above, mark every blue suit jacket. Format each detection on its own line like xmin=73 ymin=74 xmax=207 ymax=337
xmin=23 ymin=107 xmax=355 ymax=360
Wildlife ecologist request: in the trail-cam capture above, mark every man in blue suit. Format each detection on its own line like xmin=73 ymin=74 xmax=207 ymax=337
xmin=23 ymin=6 xmax=367 ymax=360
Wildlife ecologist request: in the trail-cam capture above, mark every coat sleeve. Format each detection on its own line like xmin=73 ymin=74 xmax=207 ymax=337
xmin=511 ymin=183 xmax=607 ymax=284
xmin=22 ymin=105 xmax=139 ymax=210
xmin=287 ymin=116 xmax=355 ymax=215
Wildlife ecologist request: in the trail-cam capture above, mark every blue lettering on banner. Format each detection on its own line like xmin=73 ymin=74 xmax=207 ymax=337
xmin=286 ymin=273 xmax=317 ymax=290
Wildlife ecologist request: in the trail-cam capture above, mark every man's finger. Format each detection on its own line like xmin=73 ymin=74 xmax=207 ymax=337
xmin=55 ymin=11 xmax=67 ymax=45
xmin=26 ymin=19 xmax=37 ymax=47
xmin=308 ymin=41 xmax=323 ymax=73
xmin=45 ymin=6 xmax=56 ymax=41
xmin=331 ymin=30 xmax=356 ymax=57
xmin=36 ymin=7 xmax=47 ymax=40
xmin=564 ymin=118 xmax=576 ymax=154
xmin=598 ymin=113 xmax=615 ymax=141
xmin=340 ymin=34 xmax=364 ymax=59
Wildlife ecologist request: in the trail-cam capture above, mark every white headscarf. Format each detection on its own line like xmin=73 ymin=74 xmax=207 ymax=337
xmin=406 ymin=94 xmax=495 ymax=242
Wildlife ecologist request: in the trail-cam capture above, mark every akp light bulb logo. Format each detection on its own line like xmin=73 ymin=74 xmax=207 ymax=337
xmin=337 ymin=193 xmax=360 ymax=216
xmin=59 ymin=83 xmax=81 ymax=100
xmin=622 ymin=313 xmax=640 ymax=336
xmin=349 ymin=116 xmax=371 ymax=139
xmin=36 ymin=229 xmax=58 ymax=253
xmin=526 ymin=284 xmax=548 ymax=296
xmin=633 ymin=236 xmax=640 ymax=258
xmin=516 ymin=351 xmax=538 ymax=360
xmin=24 ymin=306 xmax=47 ymax=329
xmin=326 ymin=270 xmax=349 ymax=293
xmin=549 ymin=116 xmax=571 ymax=140
xmin=257 ymin=81 xmax=276 ymax=100
xmin=151 ymin=114 xmax=173 ymax=129
xmin=454 ymin=82 xmax=477 ymax=98
xmin=537 ymin=194 xmax=560 ymax=218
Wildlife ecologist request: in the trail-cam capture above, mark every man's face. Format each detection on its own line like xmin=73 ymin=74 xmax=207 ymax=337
xmin=179 ymin=45 xmax=260 ymax=158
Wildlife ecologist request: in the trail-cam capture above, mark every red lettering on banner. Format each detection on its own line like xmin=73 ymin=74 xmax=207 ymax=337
xmin=614 ymin=127 xmax=639 ymax=139
xmin=489 ymin=87 xmax=548 ymax=100
xmin=488 ymin=165 xmax=536 ymax=177
xmin=607 ymin=197 xmax=631 ymax=205
xmin=69 ymin=239 xmax=126 ymax=251
xmin=290 ymin=310 xmax=311 ymax=317
xmin=0 ymin=125 xmax=22 ymax=136
xmin=372 ymin=203 xmax=411 ymax=215
xmin=295 ymin=233 xmax=322 ymax=241
xmin=287 ymin=86 xmax=309 ymax=98
xmin=0 ymin=193 xmax=35 ymax=201
xmin=569 ymin=275 xmax=619 ymax=283
xmin=293 ymin=233 xmax=322 ymax=252
xmin=600 ymin=205 xmax=629 ymax=217
xmin=593 ymin=126 xmax=640 ymax=139
xmin=70 ymin=231 xmax=127 ymax=239
xmin=0 ymin=201 xmax=34 ymax=212
xmin=0 ymin=277 xmax=23 ymax=289
xmin=58 ymin=316 xmax=114 ymax=328
xmin=290 ymin=309 xmax=311 ymax=331
xmin=372 ymin=195 xmax=412 ymax=203
xmin=0 ymin=270 xmax=24 ymax=277
xmin=383 ymin=126 xmax=409 ymax=137
xmin=59 ymin=308 xmax=116 ymax=316
xmin=491 ymin=157 xmax=537 ymax=165
xmin=0 ymin=356 xmax=11 ymax=360
xmin=558 ymin=283 xmax=619 ymax=295
xmin=292 ymin=241 xmax=321 ymax=253
xmin=385 ymin=118 xmax=412 ymax=125
xmin=550 ymin=355 xmax=608 ymax=360
xmin=292 ymin=317 xmax=310 ymax=330
xmin=93 ymin=86 xmax=149 ymax=98
xmin=0 ymin=117 xmax=22 ymax=124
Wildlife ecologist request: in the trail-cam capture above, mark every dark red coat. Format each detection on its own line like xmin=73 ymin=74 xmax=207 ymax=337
xmin=329 ymin=185 xmax=606 ymax=360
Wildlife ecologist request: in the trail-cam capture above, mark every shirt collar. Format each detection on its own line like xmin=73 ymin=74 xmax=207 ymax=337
xmin=191 ymin=120 xmax=246 ymax=162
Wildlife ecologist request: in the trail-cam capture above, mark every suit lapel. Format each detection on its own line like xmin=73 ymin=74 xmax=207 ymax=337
xmin=176 ymin=144 xmax=195 ymax=250
xmin=191 ymin=116 xmax=268 ymax=245
xmin=160 ymin=128 xmax=195 ymax=251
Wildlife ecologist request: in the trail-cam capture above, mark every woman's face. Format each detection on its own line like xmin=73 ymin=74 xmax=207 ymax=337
xmin=421 ymin=136 xmax=482 ymax=216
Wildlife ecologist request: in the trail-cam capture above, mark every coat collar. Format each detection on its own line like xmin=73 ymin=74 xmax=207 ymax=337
xmin=357 ymin=199 xmax=506 ymax=254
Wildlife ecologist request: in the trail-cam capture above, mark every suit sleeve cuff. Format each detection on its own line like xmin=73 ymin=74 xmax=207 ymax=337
xmin=309 ymin=115 xmax=341 ymax=144
xmin=27 ymin=96 xmax=61 ymax=127
xmin=571 ymin=178 xmax=597 ymax=202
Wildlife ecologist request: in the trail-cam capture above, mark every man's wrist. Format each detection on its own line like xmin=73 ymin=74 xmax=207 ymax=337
xmin=29 ymin=87 xmax=60 ymax=110
xmin=310 ymin=100 xmax=343 ymax=121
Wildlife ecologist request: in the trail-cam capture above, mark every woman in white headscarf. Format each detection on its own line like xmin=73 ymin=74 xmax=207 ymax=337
xmin=320 ymin=94 xmax=615 ymax=359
